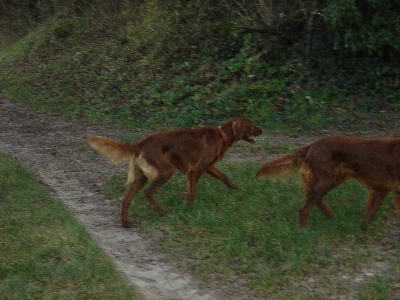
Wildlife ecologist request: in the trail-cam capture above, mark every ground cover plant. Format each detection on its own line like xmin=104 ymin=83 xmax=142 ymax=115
xmin=0 ymin=153 xmax=142 ymax=300
xmin=1 ymin=1 xmax=399 ymax=133
xmin=104 ymin=161 xmax=400 ymax=298
xmin=0 ymin=33 xmax=342 ymax=131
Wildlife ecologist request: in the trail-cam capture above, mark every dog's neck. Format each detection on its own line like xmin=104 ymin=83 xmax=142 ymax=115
xmin=217 ymin=125 xmax=228 ymax=145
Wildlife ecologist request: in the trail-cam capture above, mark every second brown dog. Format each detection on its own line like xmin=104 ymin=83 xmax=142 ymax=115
xmin=257 ymin=135 xmax=400 ymax=229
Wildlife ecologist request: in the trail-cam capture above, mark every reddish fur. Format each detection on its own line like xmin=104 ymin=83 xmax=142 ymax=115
xmin=86 ymin=117 xmax=262 ymax=227
xmin=85 ymin=136 xmax=137 ymax=164
xmin=257 ymin=135 xmax=400 ymax=229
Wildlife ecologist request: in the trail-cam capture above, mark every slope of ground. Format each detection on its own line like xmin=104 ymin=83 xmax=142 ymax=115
xmin=0 ymin=94 xmax=399 ymax=299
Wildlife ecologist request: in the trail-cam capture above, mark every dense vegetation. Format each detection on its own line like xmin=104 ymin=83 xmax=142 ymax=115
xmin=0 ymin=0 xmax=399 ymax=130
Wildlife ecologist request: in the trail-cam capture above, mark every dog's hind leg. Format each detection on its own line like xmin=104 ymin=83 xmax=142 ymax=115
xmin=121 ymin=176 xmax=147 ymax=228
xmin=299 ymin=182 xmax=333 ymax=227
xmin=317 ymin=201 xmax=335 ymax=219
xmin=206 ymin=166 xmax=238 ymax=189
xmin=363 ymin=189 xmax=389 ymax=229
xmin=144 ymin=169 xmax=173 ymax=213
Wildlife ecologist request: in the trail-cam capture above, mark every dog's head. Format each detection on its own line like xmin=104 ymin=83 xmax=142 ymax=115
xmin=228 ymin=117 xmax=262 ymax=143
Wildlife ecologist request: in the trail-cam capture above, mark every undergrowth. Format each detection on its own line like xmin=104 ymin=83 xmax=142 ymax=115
xmin=1 ymin=1 xmax=400 ymax=131
xmin=1 ymin=17 xmax=392 ymax=132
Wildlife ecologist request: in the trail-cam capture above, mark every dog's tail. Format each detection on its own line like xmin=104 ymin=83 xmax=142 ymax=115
xmin=257 ymin=146 xmax=309 ymax=178
xmin=85 ymin=136 xmax=137 ymax=164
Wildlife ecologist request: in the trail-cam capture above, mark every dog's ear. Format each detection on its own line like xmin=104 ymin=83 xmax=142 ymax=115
xmin=232 ymin=119 xmax=246 ymax=139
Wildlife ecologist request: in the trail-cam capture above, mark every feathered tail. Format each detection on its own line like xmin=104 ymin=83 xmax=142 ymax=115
xmin=85 ymin=136 xmax=137 ymax=164
xmin=257 ymin=146 xmax=309 ymax=178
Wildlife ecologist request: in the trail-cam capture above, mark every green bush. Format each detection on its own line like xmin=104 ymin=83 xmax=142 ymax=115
xmin=324 ymin=0 xmax=400 ymax=54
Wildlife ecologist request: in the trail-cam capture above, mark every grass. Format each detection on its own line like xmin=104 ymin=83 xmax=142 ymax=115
xmin=358 ymin=276 xmax=391 ymax=300
xmin=262 ymin=140 xmax=293 ymax=154
xmin=0 ymin=153 xmax=142 ymax=300
xmin=103 ymin=161 xmax=399 ymax=298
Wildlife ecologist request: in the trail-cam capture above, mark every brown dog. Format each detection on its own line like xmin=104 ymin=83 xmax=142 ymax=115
xmin=257 ymin=135 xmax=400 ymax=228
xmin=87 ymin=117 xmax=262 ymax=227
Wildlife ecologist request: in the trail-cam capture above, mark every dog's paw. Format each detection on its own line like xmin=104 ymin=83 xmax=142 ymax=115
xmin=228 ymin=183 xmax=239 ymax=189
xmin=155 ymin=206 xmax=166 ymax=216
xmin=122 ymin=220 xmax=133 ymax=228
xmin=360 ymin=222 xmax=368 ymax=231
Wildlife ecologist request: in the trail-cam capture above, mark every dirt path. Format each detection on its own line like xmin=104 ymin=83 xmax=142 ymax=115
xmin=1 ymin=95 xmax=399 ymax=299
xmin=0 ymin=96 xmax=227 ymax=300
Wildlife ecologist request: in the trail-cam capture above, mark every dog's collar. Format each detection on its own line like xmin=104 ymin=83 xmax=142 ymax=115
xmin=217 ymin=125 xmax=228 ymax=145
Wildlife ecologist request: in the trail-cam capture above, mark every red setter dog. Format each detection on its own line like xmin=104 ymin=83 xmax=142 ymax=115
xmin=87 ymin=117 xmax=262 ymax=227
xmin=257 ymin=135 xmax=400 ymax=229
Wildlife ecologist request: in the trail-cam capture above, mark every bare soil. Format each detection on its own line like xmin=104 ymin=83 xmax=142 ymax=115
xmin=0 ymin=94 xmax=399 ymax=299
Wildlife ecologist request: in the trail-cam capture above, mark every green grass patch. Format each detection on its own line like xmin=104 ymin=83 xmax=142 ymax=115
xmin=358 ymin=276 xmax=391 ymax=300
xmin=0 ymin=153 xmax=142 ymax=300
xmin=103 ymin=161 xmax=399 ymax=298
xmin=262 ymin=140 xmax=293 ymax=154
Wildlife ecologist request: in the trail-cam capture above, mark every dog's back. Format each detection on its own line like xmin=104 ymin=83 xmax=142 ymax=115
xmin=137 ymin=127 xmax=225 ymax=173
xmin=258 ymin=136 xmax=400 ymax=184
xmin=305 ymin=136 xmax=400 ymax=189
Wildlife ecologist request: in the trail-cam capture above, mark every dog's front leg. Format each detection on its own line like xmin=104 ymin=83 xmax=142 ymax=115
xmin=206 ymin=167 xmax=238 ymax=189
xmin=363 ymin=189 xmax=389 ymax=229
